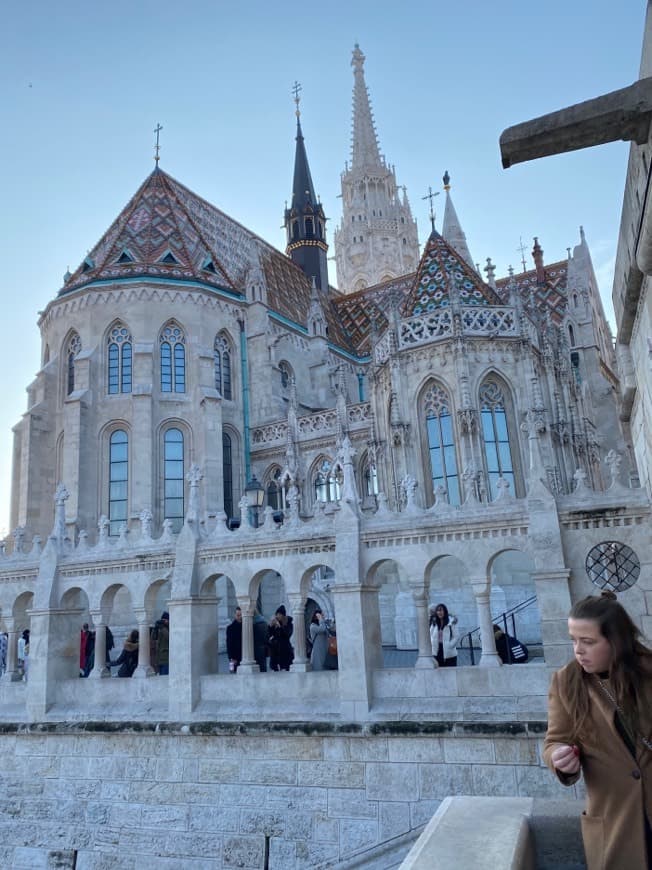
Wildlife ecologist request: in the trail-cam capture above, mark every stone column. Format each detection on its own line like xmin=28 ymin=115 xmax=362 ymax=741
xmin=532 ymin=569 xmax=573 ymax=668
xmin=132 ymin=609 xmax=155 ymax=678
xmin=409 ymin=580 xmax=436 ymax=669
xmin=2 ymin=621 xmax=19 ymax=682
xmin=288 ymin=594 xmax=309 ymax=672
xmin=88 ymin=612 xmax=110 ymax=678
xmin=471 ymin=577 xmax=501 ymax=667
xmin=236 ymin=601 xmax=257 ymax=674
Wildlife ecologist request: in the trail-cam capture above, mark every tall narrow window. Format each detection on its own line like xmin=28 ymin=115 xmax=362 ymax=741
xmin=107 ymin=325 xmax=132 ymax=394
xmin=479 ymin=380 xmax=515 ymax=500
xmin=222 ymin=432 xmax=233 ymax=519
xmin=160 ymin=324 xmax=185 ymax=393
xmin=109 ymin=430 xmax=128 ymax=536
xmin=67 ymin=333 xmax=81 ymax=396
xmin=214 ymin=334 xmax=232 ymax=400
xmin=314 ymin=459 xmax=341 ymax=503
xmin=267 ymin=467 xmax=288 ymax=511
xmin=423 ymin=383 xmax=459 ymax=505
xmin=164 ymin=428 xmax=184 ymax=532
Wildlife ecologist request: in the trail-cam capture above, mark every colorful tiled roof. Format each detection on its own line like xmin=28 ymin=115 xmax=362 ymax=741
xmin=333 ymin=273 xmax=415 ymax=355
xmin=495 ymin=260 xmax=568 ymax=324
xmin=401 ymin=231 xmax=501 ymax=317
xmin=61 ymin=169 xmax=251 ymax=295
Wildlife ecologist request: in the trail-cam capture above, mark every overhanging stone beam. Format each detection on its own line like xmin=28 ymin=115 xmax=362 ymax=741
xmin=500 ymin=78 xmax=652 ymax=169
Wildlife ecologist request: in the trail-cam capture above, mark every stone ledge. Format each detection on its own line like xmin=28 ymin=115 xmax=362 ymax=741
xmin=0 ymin=719 xmax=547 ymax=738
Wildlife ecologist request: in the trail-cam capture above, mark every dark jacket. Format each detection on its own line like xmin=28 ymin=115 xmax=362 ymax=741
xmin=226 ymin=618 xmax=242 ymax=663
xmin=268 ymin=616 xmax=294 ymax=671
xmin=112 ymin=640 xmax=139 ymax=677
xmin=253 ymin=615 xmax=268 ymax=672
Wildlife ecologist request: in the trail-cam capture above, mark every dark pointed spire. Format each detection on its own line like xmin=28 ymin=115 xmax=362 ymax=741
xmin=284 ymin=83 xmax=329 ymax=290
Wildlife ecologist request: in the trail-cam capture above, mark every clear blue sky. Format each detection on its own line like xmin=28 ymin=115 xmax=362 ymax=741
xmin=0 ymin=0 xmax=645 ymax=537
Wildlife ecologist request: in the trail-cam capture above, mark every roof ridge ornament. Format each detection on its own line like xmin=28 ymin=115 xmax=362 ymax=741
xmin=153 ymin=123 xmax=163 ymax=166
xmin=292 ymin=81 xmax=302 ymax=120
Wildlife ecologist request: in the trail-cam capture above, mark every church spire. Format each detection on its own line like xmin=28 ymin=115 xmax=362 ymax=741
xmin=350 ymin=44 xmax=382 ymax=172
xmin=284 ymin=82 xmax=329 ymax=290
xmin=334 ymin=46 xmax=420 ymax=293
xmin=441 ymin=171 xmax=474 ymax=268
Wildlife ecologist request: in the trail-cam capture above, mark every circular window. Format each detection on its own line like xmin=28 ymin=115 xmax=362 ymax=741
xmin=585 ymin=541 xmax=641 ymax=592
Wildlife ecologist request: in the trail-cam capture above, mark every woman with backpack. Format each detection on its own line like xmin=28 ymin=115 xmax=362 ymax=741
xmin=429 ymin=603 xmax=459 ymax=667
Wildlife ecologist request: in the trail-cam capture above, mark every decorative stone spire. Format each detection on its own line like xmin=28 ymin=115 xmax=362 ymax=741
xmin=334 ymin=46 xmax=419 ymax=292
xmin=441 ymin=171 xmax=474 ymax=268
xmin=350 ymin=45 xmax=382 ymax=172
xmin=284 ymin=83 xmax=329 ymax=290
xmin=532 ymin=237 xmax=546 ymax=284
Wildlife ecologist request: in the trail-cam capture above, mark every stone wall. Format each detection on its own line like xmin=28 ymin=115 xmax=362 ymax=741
xmin=0 ymin=721 xmax=579 ymax=870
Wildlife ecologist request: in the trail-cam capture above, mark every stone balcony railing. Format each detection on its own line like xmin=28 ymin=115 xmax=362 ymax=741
xmin=373 ymin=305 xmax=539 ymax=363
xmin=251 ymin=401 xmax=371 ymax=448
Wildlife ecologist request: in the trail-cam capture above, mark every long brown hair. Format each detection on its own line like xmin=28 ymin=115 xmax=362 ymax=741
xmin=565 ymin=592 xmax=652 ymax=740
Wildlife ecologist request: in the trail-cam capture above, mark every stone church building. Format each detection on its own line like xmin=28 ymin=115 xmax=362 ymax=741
xmin=0 ymin=44 xmax=650 ymax=869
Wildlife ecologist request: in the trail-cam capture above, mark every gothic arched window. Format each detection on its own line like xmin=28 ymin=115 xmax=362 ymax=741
xmin=222 ymin=432 xmax=233 ymax=519
xmin=164 ymin=428 xmax=184 ymax=532
xmin=66 ymin=333 xmax=81 ymax=396
xmin=214 ymin=334 xmax=232 ymax=400
xmin=108 ymin=324 xmax=132 ymax=394
xmin=266 ymin=467 xmax=289 ymax=512
xmin=109 ymin=430 xmax=128 ymax=536
xmin=314 ymin=458 xmax=341 ymax=503
xmin=363 ymin=458 xmax=379 ymax=497
xmin=479 ymin=379 xmax=516 ymax=500
xmin=423 ymin=383 xmax=460 ymax=505
xmin=160 ymin=323 xmax=185 ymax=393
xmin=279 ymin=361 xmax=292 ymax=390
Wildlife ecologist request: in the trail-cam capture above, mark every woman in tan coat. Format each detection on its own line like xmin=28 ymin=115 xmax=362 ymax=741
xmin=544 ymin=591 xmax=652 ymax=869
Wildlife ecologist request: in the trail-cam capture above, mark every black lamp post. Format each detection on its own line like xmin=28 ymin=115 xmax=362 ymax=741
xmin=244 ymin=475 xmax=265 ymax=527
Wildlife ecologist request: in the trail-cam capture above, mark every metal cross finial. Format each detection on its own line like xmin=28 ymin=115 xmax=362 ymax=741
xmin=292 ymin=81 xmax=302 ymax=118
xmin=422 ymin=186 xmax=440 ymax=232
xmin=517 ymin=236 xmax=528 ymax=273
xmin=154 ymin=123 xmax=163 ymax=164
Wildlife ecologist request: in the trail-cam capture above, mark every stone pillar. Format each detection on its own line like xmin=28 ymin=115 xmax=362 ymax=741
xmin=532 ymin=569 xmax=573 ymax=668
xmin=288 ymin=594 xmax=308 ymax=672
xmin=2 ymin=621 xmax=19 ymax=682
xmin=132 ymin=609 xmax=155 ymax=678
xmin=236 ymin=601 xmax=257 ymax=674
xmin=330 ymin=583 xmax=382 ymax=718
xmin=394 ymin=587 xmax=418 ymax=650
xmin=168 ymin=597 xmax=219 ymax=717
xmin=409 ymin=580 xmax=436 ymax=669
xmin=471 ymin=577 xmax=501 ymax=667
xmin=88 ymin=612 xmax=110 ymax=679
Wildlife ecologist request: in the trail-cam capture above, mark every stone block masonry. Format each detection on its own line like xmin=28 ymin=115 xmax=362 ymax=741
xmin=0 ymin=720 xmax=581 ymax=869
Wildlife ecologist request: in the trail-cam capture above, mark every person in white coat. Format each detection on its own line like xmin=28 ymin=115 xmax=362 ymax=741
xmin=429 ymin=603 xmax=459 ymax=667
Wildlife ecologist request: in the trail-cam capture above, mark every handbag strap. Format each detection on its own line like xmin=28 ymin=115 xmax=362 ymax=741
xmin=595 ymin=676 xmax=652 ymax=752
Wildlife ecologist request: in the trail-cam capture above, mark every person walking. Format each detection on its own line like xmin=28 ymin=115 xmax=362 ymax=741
xmin=429 ymin=603 xmax=459 ymax=667
xmin=544 ymin=591 xmax=652 ymax=869
xmin=226 ymin=607 xmax=243 ymax=673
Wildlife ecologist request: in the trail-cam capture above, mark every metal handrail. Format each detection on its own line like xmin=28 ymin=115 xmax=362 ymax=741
xmin=458 ymin=595 xmax=538 ymax=665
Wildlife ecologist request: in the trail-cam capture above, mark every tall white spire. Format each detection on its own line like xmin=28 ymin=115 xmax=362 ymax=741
xmin=334 ymin=46 xmax=420 ymax=293
xmin=441 ymin=171 xmax=474 ymax=268
xmin=350 ymin=44 xmax=382 ymax=172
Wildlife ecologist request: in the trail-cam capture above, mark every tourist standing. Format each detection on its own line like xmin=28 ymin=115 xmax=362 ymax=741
xmin=110 ymin=630 xmax=139 ymax=677
xmin=268 ymin=606 xmax=294 ymax=672
xmin=544 ymin=591 xmax=652 ymax=869
xmin=226 ymin=607 xmax=243 ymax=673
xmin=429 ymin=603 xmax=459 ymax=667
xmin=154 ymin=612 xmax=169 ymax=675
xmin=309 ymin=610 xmax=329 ymax=671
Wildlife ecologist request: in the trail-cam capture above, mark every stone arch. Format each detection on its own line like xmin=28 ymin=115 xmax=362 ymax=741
xmin=426 ymin=555 xmax=473 ymax=662
xmin=486 ymin=547 xmax=541 ymax=653
xmin=248 ymin=569 xmax=287 ymax=620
